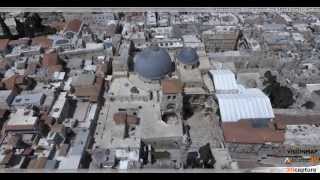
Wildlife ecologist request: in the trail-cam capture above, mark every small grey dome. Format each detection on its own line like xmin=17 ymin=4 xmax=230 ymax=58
xmin=134 ymin=46 xmax=172 ymax=80
xmin=176 ymin=47 xmax=199 ymax=65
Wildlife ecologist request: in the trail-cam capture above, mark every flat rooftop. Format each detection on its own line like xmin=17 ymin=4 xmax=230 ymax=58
xmin=107 ymin=77 xmax=149 ymax=97
xmin=72 ymin=101 xmax=91 ymax=123
xmin=128 ymin=74 xmax=161 ymax=91
xmin=178 ymin=67 xmax=203 ymax=83
xmin=95 ymin=100 xmax=183 ymax=149
xmin=284 ymin=125 xmax=320 ymax=146
xmin=139 ymin=102 xmax=183 ymax=140
xmin=222 ymin=120 xmax=284 ymax=144
xmin=273 ymin=113 xmax=320 ymax=130
xmin=7 ymin=109 xmax=38 ymax=127
xmin=95 ymin=101 xmax=142 ymax=149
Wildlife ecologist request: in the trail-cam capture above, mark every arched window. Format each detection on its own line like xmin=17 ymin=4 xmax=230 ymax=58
xmin=167 ymin=103 xmax=175 ymax=110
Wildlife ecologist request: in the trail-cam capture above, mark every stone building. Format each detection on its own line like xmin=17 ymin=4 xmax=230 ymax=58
xmin=160 ymin=79 xmax=183 ymax=119
xmin=202 ymin=27 xmax=240 ymax=52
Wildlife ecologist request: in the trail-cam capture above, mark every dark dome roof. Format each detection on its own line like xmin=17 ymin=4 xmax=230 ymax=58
xmin=176 ymin=47 xmax=199 ymax=65
xmin=134 ymin=46 xmax=172 ymax=80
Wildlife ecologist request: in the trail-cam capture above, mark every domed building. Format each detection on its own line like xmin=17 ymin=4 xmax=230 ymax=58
xmin=176 ymin=47 xmax=199 ymax=69
xmin=134 ymin=46 xmax=172 ymax=83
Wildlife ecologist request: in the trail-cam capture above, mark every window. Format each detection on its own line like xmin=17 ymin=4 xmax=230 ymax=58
xmin=167 ymin=96 xmax=171 ymax=100
xmin=172 ymin=96 xmax=176 ymax=100
xmin=167 ymin=103 xmax=175 ymax=110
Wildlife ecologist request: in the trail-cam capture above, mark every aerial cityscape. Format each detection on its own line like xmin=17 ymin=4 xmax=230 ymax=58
xmin=0 ymin=9 xmax=320 ymax=172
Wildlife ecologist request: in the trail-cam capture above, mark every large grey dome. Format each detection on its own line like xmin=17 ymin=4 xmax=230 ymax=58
xmin=176 ymin=47 xmax=199 ymax=65
xmin=134 ymin=46 xmax=172 ymax=80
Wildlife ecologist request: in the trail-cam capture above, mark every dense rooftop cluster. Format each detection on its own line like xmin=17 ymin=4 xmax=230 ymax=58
xmin=0 ymin=11 xmax=319 ymax=172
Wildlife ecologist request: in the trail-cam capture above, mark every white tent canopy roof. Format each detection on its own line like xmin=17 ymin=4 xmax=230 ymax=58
xmin=216 ymin=88 xmax=274 ymax=122
xmin=209 ymin=69 xmax=238 ymax=93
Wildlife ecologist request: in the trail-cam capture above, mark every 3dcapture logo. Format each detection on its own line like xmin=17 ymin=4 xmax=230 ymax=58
xmin=286 ymin=167 xmax=318 ymax=173
xmin=285 ymin=148 xmax=320 ymax=165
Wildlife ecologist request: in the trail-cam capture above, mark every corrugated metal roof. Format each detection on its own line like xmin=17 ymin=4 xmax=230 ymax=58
xmin=216 ymin=88 xmax=274 ymax=122
xmin=209 ymin=69 xmax=238 ymax=93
